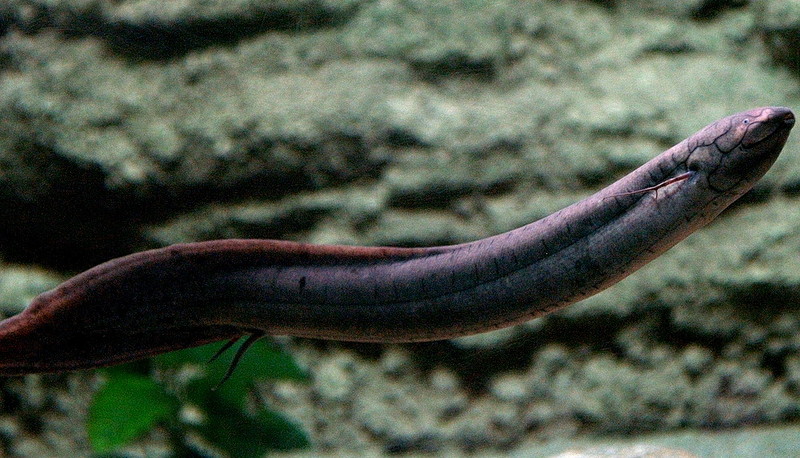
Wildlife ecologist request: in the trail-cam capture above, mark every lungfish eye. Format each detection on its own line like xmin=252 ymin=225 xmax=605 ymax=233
xmin=742 ymin=119 xmax=750 ymax=124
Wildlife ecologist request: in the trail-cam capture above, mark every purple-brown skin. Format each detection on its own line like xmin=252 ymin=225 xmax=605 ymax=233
xmin=0 ymin=107 xmax=793 ymax=375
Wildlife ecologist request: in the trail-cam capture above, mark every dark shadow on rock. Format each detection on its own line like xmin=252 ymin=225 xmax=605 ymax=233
xmin=0 ymin=132 xmax=387 ymax=271
xmin=5 ymin=2 xmax=358 ymax=61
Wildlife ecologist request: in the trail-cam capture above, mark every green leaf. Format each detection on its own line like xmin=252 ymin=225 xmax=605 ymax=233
xmin=197 ymin=401 xmax=310 ymax=457
xmin=88 ymin=373 xmax=179 ymax=454
xmin=98 ymin=360 xmax=152 ymax=377
xmin=156 ymin=338 xmax=308 ymax=407
xmin=156 ymin=338 xmax=307 ymax=380
xmin=151 ymin=338 xmax=310 ymax=454
xmin=154 ymin=342 xmax=216 ymax=368
xmin=253 ymin=408 xmax=311 ymax=451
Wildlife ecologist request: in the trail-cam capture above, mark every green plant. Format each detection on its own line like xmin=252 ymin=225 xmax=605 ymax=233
xmin=87 ymin=339 xmax=309 ymax=456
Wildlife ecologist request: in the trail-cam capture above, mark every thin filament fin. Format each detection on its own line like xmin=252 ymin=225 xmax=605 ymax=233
xmin=608 ymin=171 xmax=693 ymax=198
xmin=209 ymin=336 xmax=241 ymax=363
xmin=212 ymin=332 xmax=265 ymax=390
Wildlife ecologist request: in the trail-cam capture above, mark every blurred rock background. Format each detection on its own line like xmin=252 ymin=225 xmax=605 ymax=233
xmin=1 ymin=0 xmax=800 ymax=455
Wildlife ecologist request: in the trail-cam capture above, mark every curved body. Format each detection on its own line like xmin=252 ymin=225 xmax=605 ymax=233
xmin=0 ymin=107 xmax=793 ymax=374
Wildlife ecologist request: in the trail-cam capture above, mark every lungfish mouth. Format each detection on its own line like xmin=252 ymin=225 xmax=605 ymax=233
xmin=743 ymin=108 xmax=794 ymax=149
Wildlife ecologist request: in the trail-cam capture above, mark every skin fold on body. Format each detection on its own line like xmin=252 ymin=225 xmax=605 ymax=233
xmin=0 ymin=106 xmax=793 ymax=375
